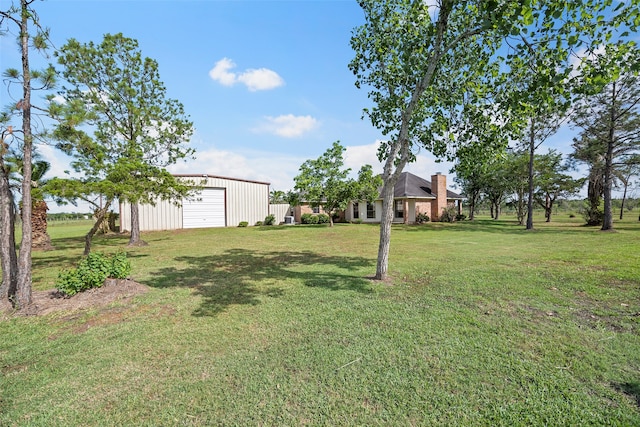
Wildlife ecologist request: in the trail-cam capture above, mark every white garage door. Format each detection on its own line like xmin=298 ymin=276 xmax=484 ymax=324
xmin=182 ymin=188 xmax=226 ymax=228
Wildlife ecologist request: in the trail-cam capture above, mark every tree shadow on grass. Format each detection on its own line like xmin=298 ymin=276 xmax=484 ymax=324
xmin=144 ymin=249 xmax=375 ymax=317
xmin=613 ymin=381 xmax=640 ymax=409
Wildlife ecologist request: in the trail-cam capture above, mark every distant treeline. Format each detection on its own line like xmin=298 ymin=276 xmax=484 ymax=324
xmin=474 ymin=197 xmax=638 ymax=216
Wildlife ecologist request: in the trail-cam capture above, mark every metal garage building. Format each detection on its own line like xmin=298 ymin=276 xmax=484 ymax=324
xmin=119 ymin=174 xmax=270 ymax=231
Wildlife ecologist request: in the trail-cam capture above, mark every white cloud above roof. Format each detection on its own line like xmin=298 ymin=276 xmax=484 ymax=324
xmin=254 ymin=114 xmax=319 ymax=138
xmin=209 ymin=57 xmax=284 ymax=91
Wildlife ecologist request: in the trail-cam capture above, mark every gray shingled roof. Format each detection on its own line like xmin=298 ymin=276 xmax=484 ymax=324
xmin=392 ymin=172 xmax=463 ymax=200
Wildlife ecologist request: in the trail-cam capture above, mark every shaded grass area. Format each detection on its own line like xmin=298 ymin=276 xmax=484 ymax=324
xmin=2 ymin=216 xmax=640 ymax=425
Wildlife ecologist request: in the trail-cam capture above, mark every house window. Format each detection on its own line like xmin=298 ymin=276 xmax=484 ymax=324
xmin=312 ymin=206 xmax=320 ymax=214
xmin=395 ymin=200 xmax=404 ymax=219
xmin=367 ymin=202 xmax=375 ymax=219
xmin=353 ymin=203 xmax=359 ymax=219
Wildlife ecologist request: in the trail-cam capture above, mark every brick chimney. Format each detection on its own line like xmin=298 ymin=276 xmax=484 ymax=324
xmin=431 ymin=172 xmax=447 ymax=221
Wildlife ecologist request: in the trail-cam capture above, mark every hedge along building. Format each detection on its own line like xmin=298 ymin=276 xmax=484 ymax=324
xmin=119 ymin=174 xmax=270 ymax=231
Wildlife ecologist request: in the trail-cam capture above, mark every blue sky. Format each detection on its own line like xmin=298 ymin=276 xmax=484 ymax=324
xmin=2 ymin=0 xmax=603 ymax=212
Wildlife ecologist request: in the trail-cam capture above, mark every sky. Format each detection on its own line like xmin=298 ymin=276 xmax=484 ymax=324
xmin=1 ymin=0 xmax=607 ymax=213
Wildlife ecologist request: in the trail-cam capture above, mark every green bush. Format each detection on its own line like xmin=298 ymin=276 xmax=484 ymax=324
xmin=255 ymin=221 xmax=263 ymax=226
xmin=455 ymin=213 xmax=467 ymax=221
xmin=263 ymin=214 xmax=276 ymax=226
xmin=415 ymin=213 xmax=430 ymax=224
xmin=439 ymin=206 xmax=458 ymax=223
xmin=56 ymin=251 xmax=131 ymax=296
xmin=351 ymin=219 xmax=363 ymax=224
xmin=581 ymin=200 xmax=604 ymax=226
xmin=110 ymin=250 xmax=132 ymax=279
xmin=238 ymin=221 xmax=249 ymax=227
xmin=317 ymin=213 xmax=330 ymax=224
xmin=301 ymin=213 xmax=319 ymax=224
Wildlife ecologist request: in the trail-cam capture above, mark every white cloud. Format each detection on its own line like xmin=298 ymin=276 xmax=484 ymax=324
xmin=208 ymin=57 xmax=237 ymax=86
xmin=208 ymin=57 xmax=284 ymax=91
xmin=254 ymin=114 xmax=319 ymax=138
xmin=50 ymin=94 xmax=66 ymax=105
xmin=238 ymin=68 xmax=285 ymax=92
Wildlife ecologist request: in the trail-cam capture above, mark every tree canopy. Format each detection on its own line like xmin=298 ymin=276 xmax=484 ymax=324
xmin=1 ymin=0 xmax=55 ymax=308
xmin=572 ymin=60 xmax=640 ymax=230
xmin=351 ymin=0 xmax=640 ymax=279
xmin=51 ymin=33 xmax=196 ymax=248
xmin=294 ymin=141 xmax=382 ymax=227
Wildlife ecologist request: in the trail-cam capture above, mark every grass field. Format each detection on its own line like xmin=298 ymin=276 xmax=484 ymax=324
xmin=1 ymin=214 xmax=639 ymax=426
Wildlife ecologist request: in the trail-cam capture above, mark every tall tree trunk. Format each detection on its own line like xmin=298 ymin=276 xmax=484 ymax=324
xmin=468 ymin=194 xmax=476 ymax=220
xmin=376 ymin=180 xmax=396 ymax=280
xmin=619 ymin=181 xmax=628 ymax=220
xmin=586 ymin=177 xmax=604 ymax=225
xmin=128 ymin=202 xmax=147 ymax=246
xmin=545 ymin=195 xmax=555 ymax=223
xmin=0 ymin=167 xmax=17 ymax=306
xmin=16 ymin=0 xmax=33 ymax=308
xmin=526 ymin=120 xmax=535 ymax=230
xmin=601 ymin=82 xmax=616 ymax=231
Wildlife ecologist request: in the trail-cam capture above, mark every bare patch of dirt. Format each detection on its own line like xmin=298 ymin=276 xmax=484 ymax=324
xmin=2 ymin=279 xmax=149 ymax=318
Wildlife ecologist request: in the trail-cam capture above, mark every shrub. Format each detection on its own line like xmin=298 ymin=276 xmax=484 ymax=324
xmin=110 ymin=250 xmax=132 ymax=279
xmin=56 ymin=251 xmax=131 ymax=296
xmin=301 ymin=213 xmax=319 ymax=224
xmin=317 ymin=213 xmax=330 ymax=224
xmin=455 ymin=213 xmax=467 ymax=221
xmin=415 ymin=213 xmax=430 ymax=224
xmin=351 ymin=219 xmax=363 ymax=224
xmin=255 ymin=221 xmax=263 ymax=226
xmin=263 ymin=214 xmax=276 ymax=226
xmin=439 ymin=206 xmax=458 ymax=223
xmin=581 ymin=200 xmax=604 ymax=226
xmin=238 ymin=221 xmax=249 ymax=227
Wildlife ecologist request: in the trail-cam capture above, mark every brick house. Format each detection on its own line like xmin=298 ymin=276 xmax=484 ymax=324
xmin=345 ymin=172 xmax=463 ymax=224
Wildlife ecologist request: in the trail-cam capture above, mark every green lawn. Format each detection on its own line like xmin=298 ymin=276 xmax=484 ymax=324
xmin=2 ymin=214 xmax=639 ymax=426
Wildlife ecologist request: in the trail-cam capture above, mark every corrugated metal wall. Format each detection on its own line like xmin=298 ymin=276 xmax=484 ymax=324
xmin=269 ymin=204 xmax=292 ymax=223
xmin=120 ymin=199 xmax=182 ymax=232
xmin=206 ymin=176 xmax=269 ymax=227
xmin=119 ymin=175 xmax=269 ymax=231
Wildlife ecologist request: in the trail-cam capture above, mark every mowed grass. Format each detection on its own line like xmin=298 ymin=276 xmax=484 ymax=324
xmin=1 ymin=213 xmax=639 ymax=426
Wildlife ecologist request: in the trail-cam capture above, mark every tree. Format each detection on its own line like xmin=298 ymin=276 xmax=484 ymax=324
xmin=269 ymin=190 xmax=287 ymax=204
xmin=1 ymin=0 xmax=55 ymax=308
xmin=483 ymin=156 xmax=517 ymax=221
xmin=533 ymin=150 xmax=585 ymax=222
xmin=0 ymin=126 xmax=18 ymax=308
xmin=503 ymin=150 xmax=531 ymax=225
xmin=572 ymin=57 xmax=640 ymax=230
xmin=53 ymin=33 xmax=195 ymax=247
xmin=501 ymin=37 xmax=573 ymax=230
xmin=6 ymin=148 xmax=54 ymax=250
xmin=45 ymin=173 xmax=120 ymax=256
xmin=294 ymin=141 xmax=381 ymax=227
xmin=350 ymin=0 xmax=515 ymax=279
xmin=453 ymin=147 xmax=513 ymax=221
xmin=350 ymin=0 xmax=640 ymax=279
xmin=615 ymin=159 xmax=640 ymax=220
